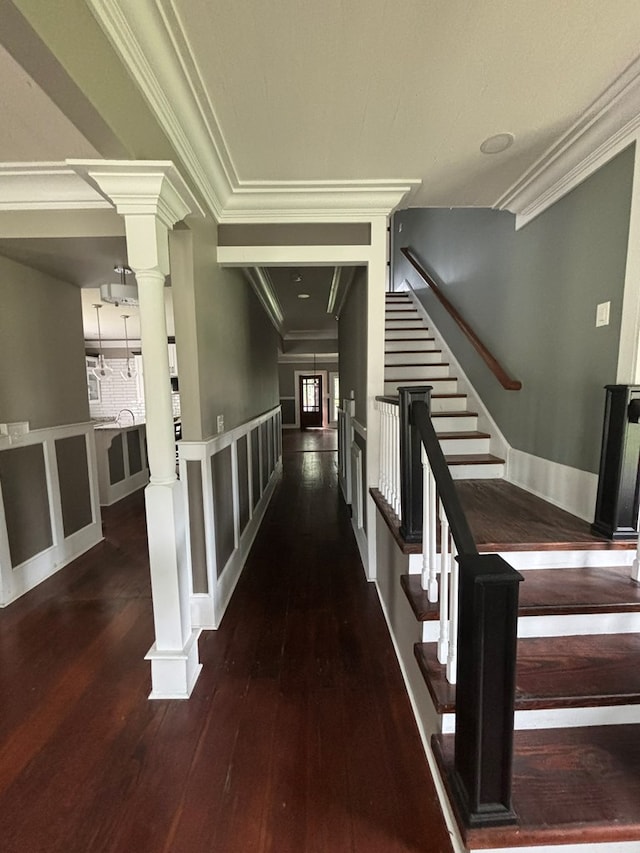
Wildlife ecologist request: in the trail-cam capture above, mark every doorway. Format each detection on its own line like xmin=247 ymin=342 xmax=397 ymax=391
xmin=299 ymin=374 xmax=323 ymax=429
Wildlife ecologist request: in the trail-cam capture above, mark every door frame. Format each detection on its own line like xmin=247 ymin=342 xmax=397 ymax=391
xmin=294 ymin=370 xmax=328 ymax=429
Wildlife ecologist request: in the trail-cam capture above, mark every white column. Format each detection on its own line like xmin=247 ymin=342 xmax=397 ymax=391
xmin=74 ymin=162 xmax=205 ymax=699
xmin=125 ymin=216 xmax=201 ymax=699
xmin=365 ymin=215 xmax=388 ymax=580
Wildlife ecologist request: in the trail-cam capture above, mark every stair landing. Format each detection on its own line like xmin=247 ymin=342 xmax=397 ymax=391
xmin=433 ymin=726 xmax=640 ymax=850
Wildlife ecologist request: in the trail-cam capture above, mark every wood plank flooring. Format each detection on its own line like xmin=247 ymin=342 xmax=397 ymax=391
xmin=0 ymin=429 xmax=452 ymax=853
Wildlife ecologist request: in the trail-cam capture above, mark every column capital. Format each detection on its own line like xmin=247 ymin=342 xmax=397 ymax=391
xmin=67 ymin=160 xmax=205 ymax=228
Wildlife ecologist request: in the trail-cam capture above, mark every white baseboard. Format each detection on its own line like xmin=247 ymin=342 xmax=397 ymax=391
xmin=213 ymin=462 xmax=281 ymax=627
xmin=351 ymin=520 xmax=369 ymax=577
xmin=190 ymin=461 xmax=282 ymax=629
xmin=506 ymin=447 xmax=597 ymax=521
xmin=374 ymin=577 xmax=466 ymax=853
xmin=1 ymin=521 xmax=103 ymax=607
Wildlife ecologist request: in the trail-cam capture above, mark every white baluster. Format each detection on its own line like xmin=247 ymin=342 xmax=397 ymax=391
xmin=394 ymin=409 xmax=402 ymax=518
xmin=379 ymin=403 xmax=386 ymax=495
xmin=421 ymin=459 xmax=439 ymax=602
xmin=446 ymin=538 xmax=459 ymax=684
xmin=390 ymin=406 xmax=397 ymax=515
xmin=437 ymin=500 xmax=450 ymax=665
xmin=421 ymin=447 xmax=429 ymax=592
xmin=632 ymin=502 xmax=640 ymax=581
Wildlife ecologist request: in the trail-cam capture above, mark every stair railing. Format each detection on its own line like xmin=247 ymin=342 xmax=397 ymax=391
xmin=375 ymin=386 xmax=523 ymax=828
xmin=401 ymin=247 xmax=522 ymax=391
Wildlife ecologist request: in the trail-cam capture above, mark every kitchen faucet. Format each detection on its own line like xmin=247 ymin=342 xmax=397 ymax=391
xmin=116 ymin=409 xmax=135 ymax=426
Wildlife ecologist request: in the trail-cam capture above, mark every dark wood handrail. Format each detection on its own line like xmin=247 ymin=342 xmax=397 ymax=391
xmin=411 ymin=400 xmax=478 ymax=556
xmin=400 ymin=247 xmax=522 ymax=391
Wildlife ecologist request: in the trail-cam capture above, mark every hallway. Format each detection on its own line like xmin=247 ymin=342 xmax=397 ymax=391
xmin=0 ymin=429 xmax=453 ymax=853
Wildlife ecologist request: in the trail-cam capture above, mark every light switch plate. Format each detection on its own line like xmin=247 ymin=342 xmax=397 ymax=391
xmin=216 ymin=414 xmax=224 ymax=434
xmin=596 ymin=301 xmax=610 ymax=327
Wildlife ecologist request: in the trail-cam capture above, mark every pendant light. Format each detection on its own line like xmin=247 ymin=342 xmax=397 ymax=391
xmin=120 ymin=314 xmax=137 ymax=380
xmin=92 ymin=304 xmax=113 ymax=381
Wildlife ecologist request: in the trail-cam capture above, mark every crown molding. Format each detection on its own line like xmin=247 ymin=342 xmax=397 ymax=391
xmin=244 ymin=267 xmax=284 ymax=333
xmin=87 ymin=0 xmax=421 ymax=222
xmin=0 ymin=163 xmax=111 ymax=210
xmin=67 ymin=159 xmax=205 ymax=226
xmin=496 ymin=55 xmax=640 ymax=226
xmin=278 ymin=352 xmax=338 ymax=363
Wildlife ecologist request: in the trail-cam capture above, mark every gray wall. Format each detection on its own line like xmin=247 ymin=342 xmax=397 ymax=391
xmin=393 ymin=145 xmax=635 ymax=473
xmin=171 ymin=219 xmax=280 ymax=442
xmin=338 ymin=267 xmax=368 ymax=426
xmin=0 ymin=254 xmax=90 ymax=429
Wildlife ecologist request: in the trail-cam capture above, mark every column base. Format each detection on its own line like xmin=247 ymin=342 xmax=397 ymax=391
xmin=145 ymin=629 xmax=202 ymax=699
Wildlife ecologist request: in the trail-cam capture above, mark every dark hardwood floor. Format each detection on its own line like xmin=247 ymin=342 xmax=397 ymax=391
xmin=0 ymin=429 xmax=452 ymax=853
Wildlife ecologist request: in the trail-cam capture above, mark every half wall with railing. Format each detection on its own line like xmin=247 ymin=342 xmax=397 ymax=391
xmin=372 ymin=387 xmax=523 ymax=828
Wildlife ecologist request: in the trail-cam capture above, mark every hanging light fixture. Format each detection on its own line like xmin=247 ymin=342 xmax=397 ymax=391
xmin=100 ymin=265 xmax=138 ymax=306
xmin=120 ymin=314 xmax=137 ymax=380
xmin=92 ymin=303 xmax=113 ymax=381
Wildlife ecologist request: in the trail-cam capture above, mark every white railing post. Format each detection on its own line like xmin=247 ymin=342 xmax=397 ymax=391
xmin=446 ymin=540 xmax=459 ymax=685
xmin=393 ymin=408 xmax=401 ymax=518
xmin=437 ymin=500 xmax=450 ymax=666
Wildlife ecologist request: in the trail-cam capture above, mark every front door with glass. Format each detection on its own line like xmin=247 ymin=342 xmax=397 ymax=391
xmin=299 ymin=374 xmax=323 ymax=429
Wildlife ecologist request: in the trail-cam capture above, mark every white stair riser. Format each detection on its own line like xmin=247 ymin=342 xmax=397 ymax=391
xmin=386 ymin=318 xmax=423 ymax=329
xmin=517 ymin=611 xmax=640 ymax=638
xmin=433 ymin=415 xmax=478 ymax=431
xmin=385 ymin=329 xmax=433 ymax=340
xmin=385 ymin=364 xmax=451 ymax=380
xmin=385 ymin=351 xmax=442 ymax=365
xmin=430 ymin=396 xmax=467 ymax=413
xmin=385 ymin=305 xmax=415 ymax=313
xmin=439 ymin=436 xmax=490 ymax=454
xmin=450 ymin=462 xmax=505 ymax=479
xmin=385 ymin=339 xmax=437 ymax=352
xmin=384 ymin=379 xmax=458 ymax=395
xmin=439 ymin=704 xmax=640 ymax=734
xmin=410 ymin=550 xmax=636 ymax=574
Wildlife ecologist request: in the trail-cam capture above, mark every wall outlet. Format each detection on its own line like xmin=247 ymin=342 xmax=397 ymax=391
xmin=216 ymin=414 xmax=224 ymax=434
xmin=596 ymin=301 xmax=610 ymax=327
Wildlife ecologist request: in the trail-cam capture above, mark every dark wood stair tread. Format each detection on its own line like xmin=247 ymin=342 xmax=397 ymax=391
xmin=385 ymin=361 xmax=448 ymax=368
xmin=431 ymin=410 xmax=478 ymax=418
xmin=437 ymin=430 xmax=490 ymax=440
xmin=519 ymin=564 xmax=640 ymax=615
xmin=456 ymin=479 xmax=638 ymax=551
xmin=433 ymin=726 xmax=640 ymax=848
xmin=415 ymin=633 xmax=640 ymax=715
xmin=402 ymin=566 xmax=640 ymax=624
xmin=445 ymin=453 xmax=504 ymax=465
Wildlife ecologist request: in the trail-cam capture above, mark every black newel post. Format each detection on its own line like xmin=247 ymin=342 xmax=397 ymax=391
xmin=591 ymin=385 xmax=640 ymax=540
xmin=452 ymin=554 xmax=522 ymax=828
xmin=398 ymin=386 xmax=432 ymax=543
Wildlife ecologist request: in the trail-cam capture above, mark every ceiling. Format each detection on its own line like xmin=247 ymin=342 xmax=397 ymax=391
xmin=269 ymin=267 xmax=341 ymax=338
xmin=3 ymin=1 xmax=640 ymax=342
xmin=154 ymin=0 xmax=640 ymax=206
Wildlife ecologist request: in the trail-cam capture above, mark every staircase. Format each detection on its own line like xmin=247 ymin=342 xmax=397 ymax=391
xmin=385 ymin=292 xmax=505 ymax=479
xmin=398 ymin=479 xmax=640 ymax=850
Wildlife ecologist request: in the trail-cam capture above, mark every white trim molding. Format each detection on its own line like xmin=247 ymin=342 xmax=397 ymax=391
xmin=0 ymin=421 xmax=102 ymax=607
xmin=0 ymin=163 xmax=112 ymax=211
xmin=179 ymin=405 xmax=282 ymax=629
xmin=86 ymin=0 xmax=420 ymax=222
xmin=497 ymin=55 xmax=640 ymax=226
xmin=506 ymin=448 xmax=598 ymax=522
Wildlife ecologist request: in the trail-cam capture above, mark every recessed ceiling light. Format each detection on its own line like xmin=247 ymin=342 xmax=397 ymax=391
xmin=480 ymin=132 xmax=515 ymax=154
xmin=298 ymin=293 xmax=310 ymax=299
